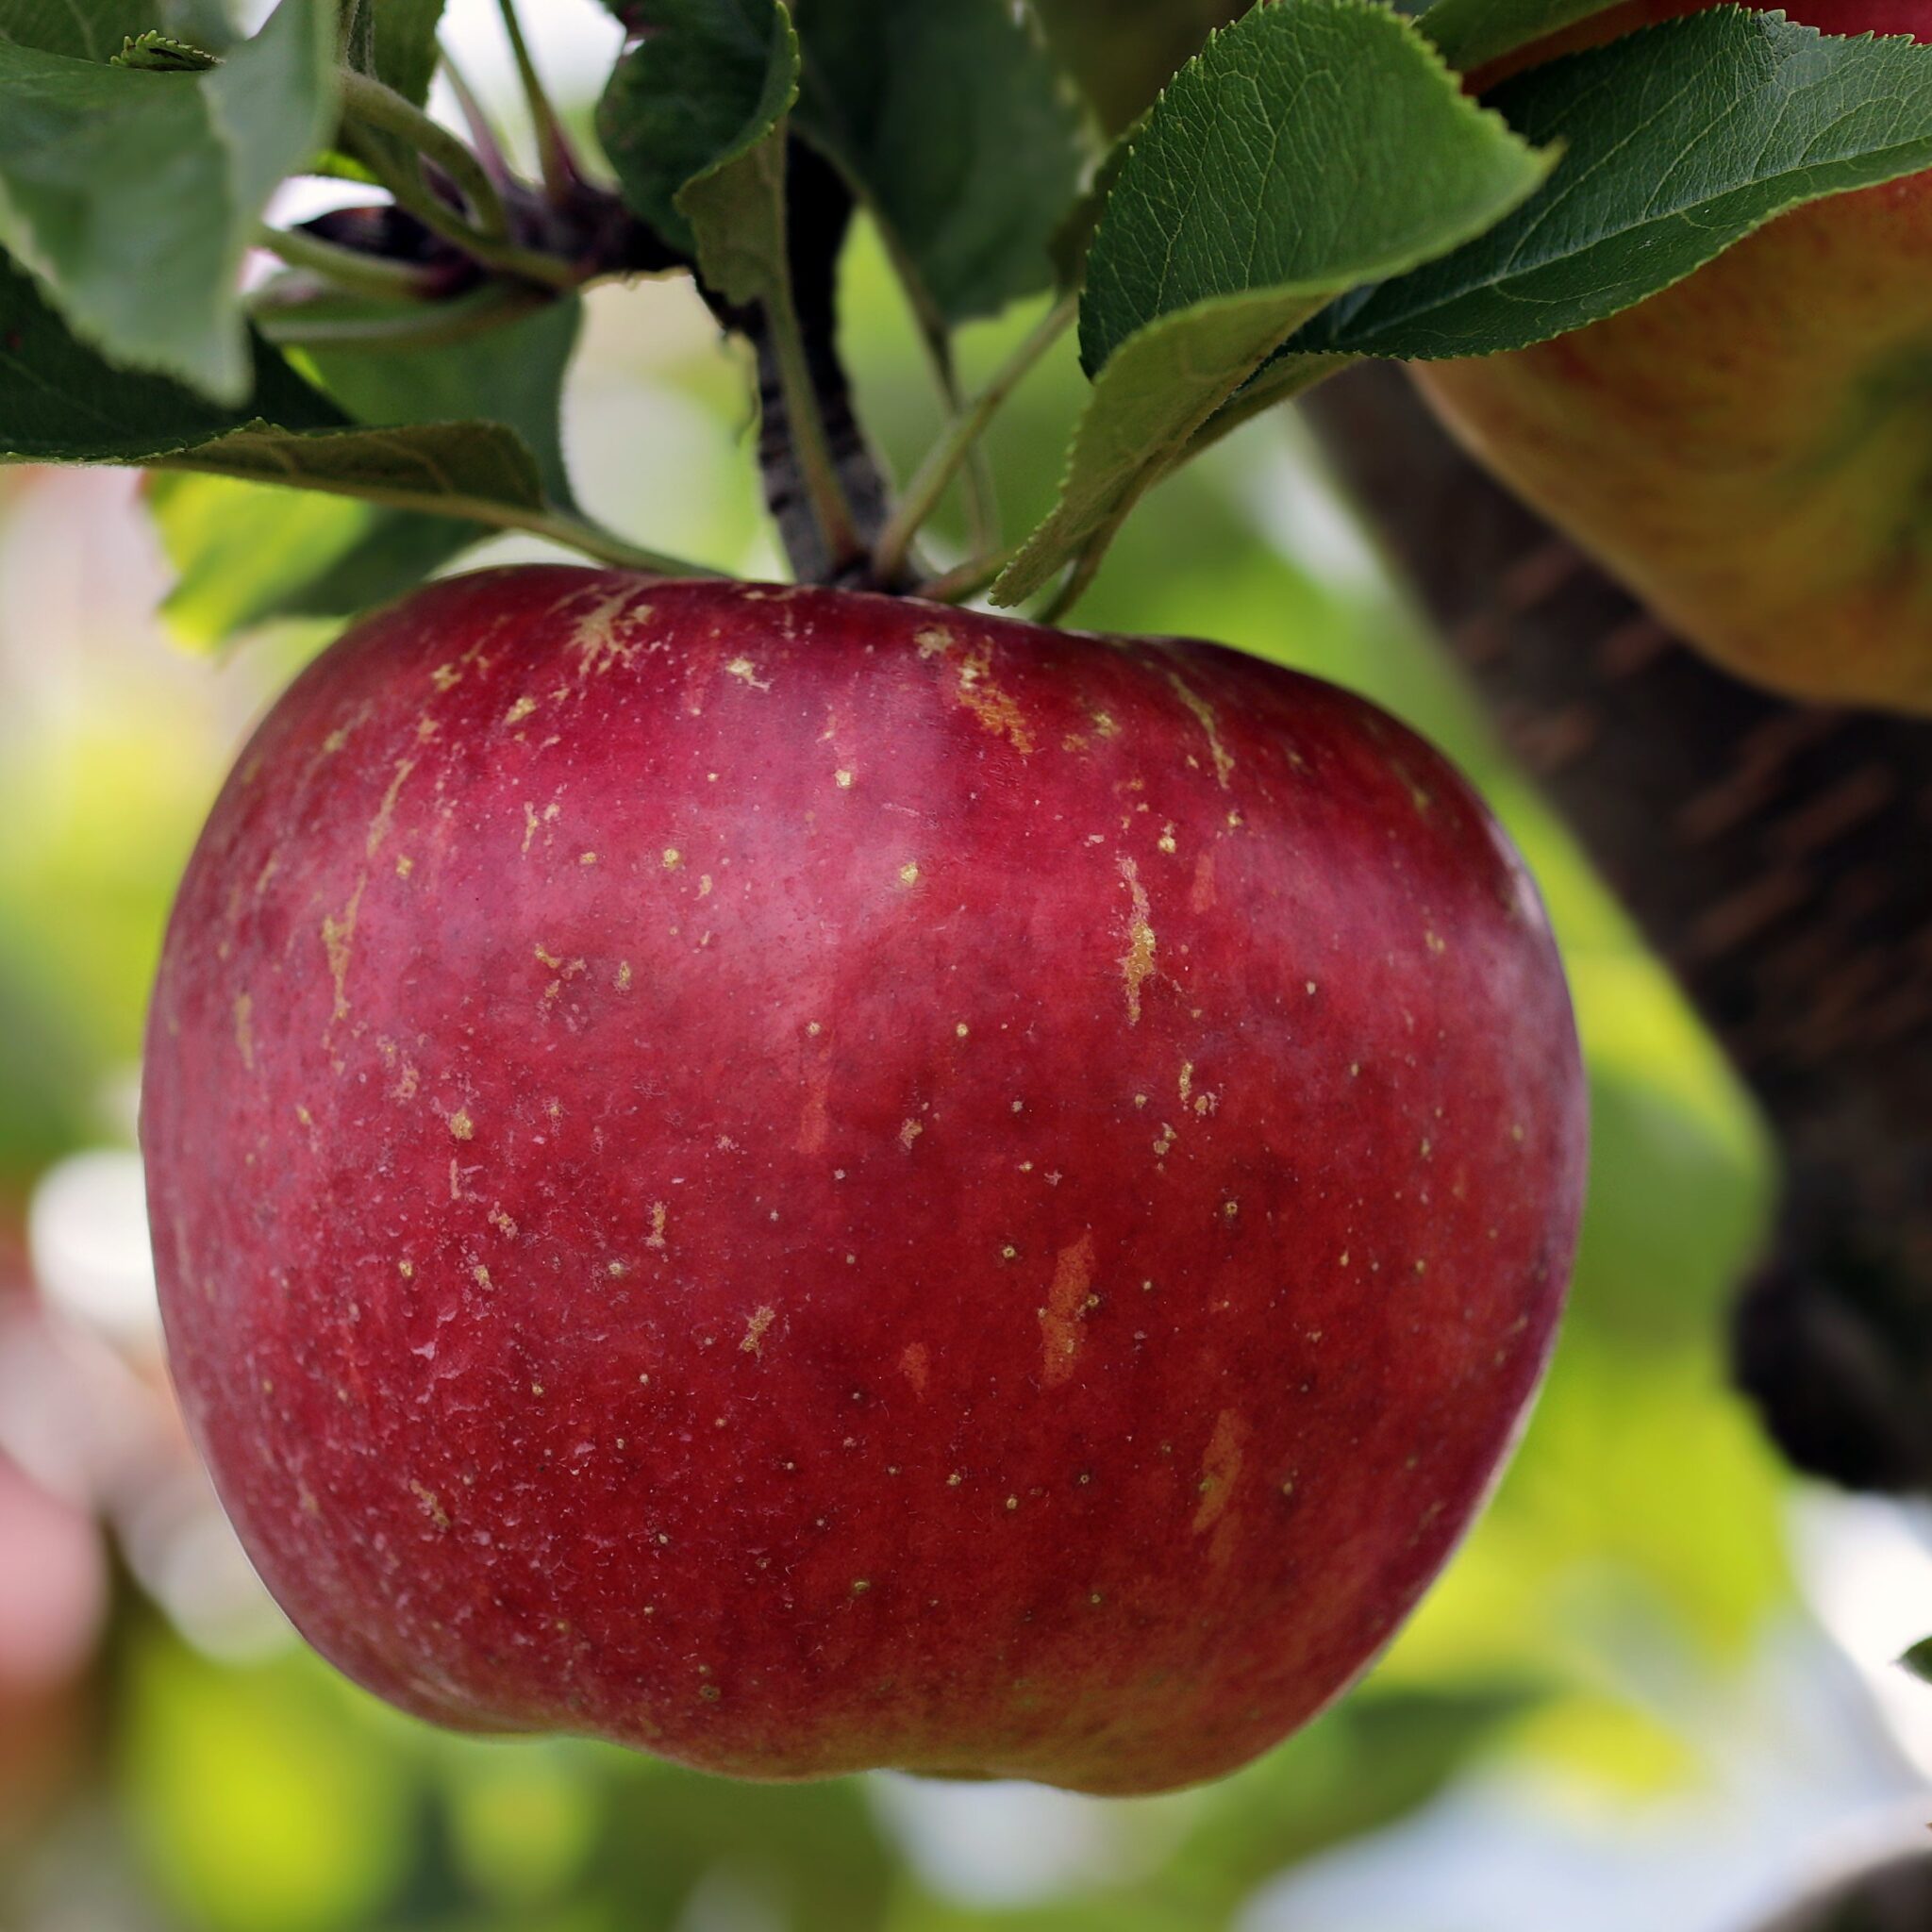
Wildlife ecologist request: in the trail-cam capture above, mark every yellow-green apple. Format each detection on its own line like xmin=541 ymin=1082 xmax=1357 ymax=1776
xmin=1412 ymin=0 xmax=1932 ymax=715
xmin=141 ymin=568 xmax=1586 ymax=1793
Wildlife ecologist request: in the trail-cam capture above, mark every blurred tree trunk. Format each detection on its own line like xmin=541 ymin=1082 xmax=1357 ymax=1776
xmin=1755 ymin=1847 xmax=1932 ymax=1931
xmin=1302 ymin=362 xmax=1932 ymax=1497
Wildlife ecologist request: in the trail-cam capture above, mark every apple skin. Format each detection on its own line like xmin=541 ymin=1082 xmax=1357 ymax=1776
xmin=1413 ymin=0 xmax=1932 ymax=716
xmin=142 ymin=567 xmax=1586 ymax=1794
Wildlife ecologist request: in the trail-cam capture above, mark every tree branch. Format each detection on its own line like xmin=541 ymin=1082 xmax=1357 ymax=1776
xmin=1303 ymin=362 xmax=1932 ymax=1496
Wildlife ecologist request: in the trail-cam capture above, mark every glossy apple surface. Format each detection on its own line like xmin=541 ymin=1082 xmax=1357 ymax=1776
xmin=1414 ymin=0 xmax=1932 ymax=715
xmin=142 ymin=568 xmax=1586 ymax=1793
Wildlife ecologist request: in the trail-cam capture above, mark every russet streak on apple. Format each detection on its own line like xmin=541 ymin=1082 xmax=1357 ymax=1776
xmin=142 ymin=568 xmax=1585 ymax=1793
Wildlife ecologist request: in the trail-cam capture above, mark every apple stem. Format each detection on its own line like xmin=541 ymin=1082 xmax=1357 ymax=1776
xmin=713 ymin=146 xmax=895 ymax=587
xmin=874 ymin=291 xmax=1078 ymax=586
xmin=762 ymin=280 xmax=866 ymax=576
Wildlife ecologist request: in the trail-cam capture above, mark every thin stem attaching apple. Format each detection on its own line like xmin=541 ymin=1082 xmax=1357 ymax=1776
xmin=874 ymin=291 xmax=1077 ymax=584
xmin=762 ymin=275 xmax=866 ymax=578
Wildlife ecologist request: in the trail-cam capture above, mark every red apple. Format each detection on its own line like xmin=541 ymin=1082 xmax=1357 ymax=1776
xmin=1413 ymin=0 xmax=1932 ymax=715
xmin=142 ymin=568 xmax=1586 ymax=1794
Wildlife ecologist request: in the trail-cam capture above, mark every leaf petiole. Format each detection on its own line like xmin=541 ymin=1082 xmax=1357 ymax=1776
xmin=339 ymin=124 xmax=578 ymax=291
xmin=339 ymin=70 xmax=512 ymax=241
xmin=153 ymin=447 xmax=720 ymax=580
xmin=494 ymin=0 xmax=580 ymax=205
xmin=914 ymin=545 xmax=1022 ymax=606
xmin=251 ymin=279 xmax=551 ymax=352
xmin=874 ymin=291 xmax=1076 ymax=583
xmin=253 ymin=224 xmax=441 ymax=301
xmin=1038 ymin=538 xmax=1107 ymax=625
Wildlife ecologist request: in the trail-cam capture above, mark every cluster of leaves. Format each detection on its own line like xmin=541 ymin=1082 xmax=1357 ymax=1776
xmin=7 ymin=0 xmax=1932 ymax=627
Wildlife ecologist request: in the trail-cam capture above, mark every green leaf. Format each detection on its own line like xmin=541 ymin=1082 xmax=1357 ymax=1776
xmin=0 ymin=1 xmax=225 ymax=60
xmin=156 ymin=419 xmax=548 ymax=521
xmin=0 ymin=0 xmax=335 ymax=402
xmin=1078 ymin=0 xmax=1555 ymax=376
xmin=597 ymin=0 xmax=799 ymax=266
xmin=1298 ymin=10 xmax=1932 ymax=360
xmin=111 ymin=31 xmax=220 ymax=72
xmin=1029 ymin=0 xmax=1241 ymax=136
xmin=994 ymin=0 xmax=1552 ymax=607
xmin=300 ymin=294 xmax=581 ymax=507
xmin=676 ymin=4 xmax=802 ymax=308
xmin=994 ymin=296 xmax=1335 ymax=607
xmin=1185 ymin=349 xmax=1339 ymax=460
xmin=791 ymin=0 xmax=1088 ymax=327
xmin=7 ymin=256 xmax=581 ymax=596
xmin=1905 ymin=1638 xmax=1932 ymax=1685
xmin=1418 ymin=0 xmax=1624 ymax=72
xmin=148 ymin=473 xmax=393 ymax=641
xmin=358 ymin=0 xmax=446 ymax=105
xmin=0 ymin=254 xmax=341 ymax=459
xmin=598 ymin=0 xmax=1085 ymax=325
xmin=154 ymin=293 xmax=582 ymax=641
